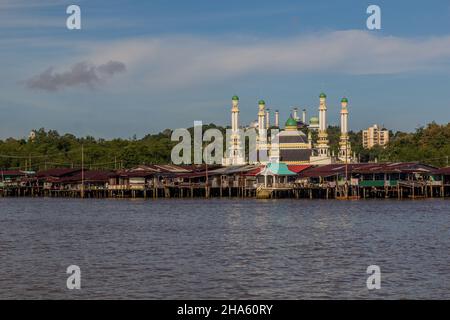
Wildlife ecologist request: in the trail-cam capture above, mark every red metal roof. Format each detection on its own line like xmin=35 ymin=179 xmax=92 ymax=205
xmin=434 ymin=167 xmax=450 ymax=175
xmin=175 ymin=171 xmax=215 ymax=179
xmin=36 ymin=168 xmax=81 ymax=178
xmin=299 ymin=162 xmax=437 ymax=178
xmin=59 ymin=170 xmax=114 ymax=183
xmin=112 ymin=170 xmax=155 ymax=178
xmin=109 ymin=164 xmax=200 ymax=178
xmin=244 ymin=167 xmax=264 ymax=176
xmin=299 ymin=164 xmax=354 ymax=178
xmin=287 ymin=165 xmax=311 ymax=173
xmin=0 ymin=170 xmax=28 ymax=176
xmin=352 ymin=162 xmax=436 ymax=174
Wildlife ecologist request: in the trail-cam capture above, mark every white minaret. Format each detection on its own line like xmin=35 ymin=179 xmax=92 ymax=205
xmin=266 ymin=108 xmax=270 ymax=128
xmin=275 ymin=110 xmax=279 ymax=127
xmin=339 ymin=97 xmax=352 ymax=162
xmin=317 ymin=93 xmax=330 ymax=157
xmin=231 ymin=96 xmax=239 ymax=132
xmin=302 ymin=109 xmax=306 ymax=123
xmin=224 ymin=95 xmax=245 ymax=165
xmin=258 ymin=100 xmax=266 ymax=131
xmin=257 ymin=99 xmax=268 ymax=163
xmin=293 ymin=107 xmax=298 ymax=120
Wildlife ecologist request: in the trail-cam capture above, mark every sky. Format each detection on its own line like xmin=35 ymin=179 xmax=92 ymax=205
xmin=1 ymin=0 xmax=450 ymax=139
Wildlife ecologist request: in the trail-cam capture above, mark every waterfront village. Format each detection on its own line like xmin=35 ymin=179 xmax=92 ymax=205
xmin=1 ymin=93 xmax=450 ymax=199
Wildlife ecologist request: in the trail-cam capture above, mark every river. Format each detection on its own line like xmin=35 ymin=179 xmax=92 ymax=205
xmin=0 ymin=198 xmax=448 ymax=299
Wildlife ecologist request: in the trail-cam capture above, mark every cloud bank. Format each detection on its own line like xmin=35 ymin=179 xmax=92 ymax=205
xmin=24 ymin=61 xmax=126 ymax=91
xmin=85 ymin=30 xmax=450 ymax=89
xmin=21 ymin=30 xmax=450 ymax=93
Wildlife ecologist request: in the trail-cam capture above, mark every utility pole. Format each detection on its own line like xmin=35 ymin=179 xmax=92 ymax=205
xmin=81 ymin=144 xmax=85 ymax=199
xmin=345 ymin=141 xmax=349 ymax=199
xmin=205 ymin=151 xmax=208 ymax=198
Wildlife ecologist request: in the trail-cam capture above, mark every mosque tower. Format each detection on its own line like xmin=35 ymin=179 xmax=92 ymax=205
xmin=293 ymin=108 xmax=298 ymax=120
xmin=257 ymin=100 xmax=269 ymax=163
xmin=339 ymin=97 xmax=352 ymax=163
xmin=308 ymin=93 xmax=333 ymax=164
xmin=258 ymin=100 xmax=266 ymax=131
xmin=224 ymin=95 xmax=245 ymax=165
xmin=317 ymin=93 xmax=330 ymax=157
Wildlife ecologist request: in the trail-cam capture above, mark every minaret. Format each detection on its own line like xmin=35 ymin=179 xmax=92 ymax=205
xmin=339 ymin=97 xmax=352 ymax=162
xmin=231 ymin=96 xmax=239 ymax=132
xmin=317 ymin=93 xmax=330 ymax=157
xmin=266 ymin=108 xmax=270 ymax=128
xmin=293 ymin=107 xmax=298 ymax=120
xmin=258 ymin=100 xmax=266 ymax=131
xmin=274 ymin=110 xmax=279 ymax=127
xmin=302 ymin=109 xmax=306 ymax=123
xmin=257 ymin=99 xmax=268 ymax=163
xmin=226 ymin=95 xmax=244 ymax=165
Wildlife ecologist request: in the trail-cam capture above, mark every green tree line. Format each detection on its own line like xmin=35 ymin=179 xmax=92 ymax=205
xmin=1 ymin=122 xmax=449 ymax=171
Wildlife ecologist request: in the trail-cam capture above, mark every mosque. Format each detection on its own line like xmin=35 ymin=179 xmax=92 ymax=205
xmin=222 ymin=93 xmax=354 ymax=166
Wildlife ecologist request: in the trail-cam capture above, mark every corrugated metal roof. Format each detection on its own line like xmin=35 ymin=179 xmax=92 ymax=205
xmin=299 ymin=162 xmax=437 ymax=178
xmin=0 ymin=170 xmax=30 ymax=176
xmin=434 ymin=166 xmax=450 ymax=175
xmin=287 ymin=165 xmax=311 ymax=173
xmin=59 ymin=170 xmax=114 ymax=183
xmin=36 ymin=168 xmax=82 ymax=178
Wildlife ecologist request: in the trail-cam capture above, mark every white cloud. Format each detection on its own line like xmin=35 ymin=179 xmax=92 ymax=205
xmin=83 ymin=30 xmax=450 ymax=91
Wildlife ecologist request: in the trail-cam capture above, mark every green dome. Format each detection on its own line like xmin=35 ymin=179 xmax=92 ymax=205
xmin=310 ymin=116 xmax=319 ymax=124
xmin=319 ymin=92 xmax=327 ymax=98
xmin=258 ymin=99 xmax=266 ymax=105
xmin=285 ymin=117 xmax=297 ymax=127
xmin=341 ymin=97 xmax=348 ymax=103
xmin=232 ymin=95 xmax=239 ymax=101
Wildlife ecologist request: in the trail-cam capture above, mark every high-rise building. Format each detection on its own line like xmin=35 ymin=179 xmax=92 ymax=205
xmin=363 ymin=124 xmax=389 ymax=149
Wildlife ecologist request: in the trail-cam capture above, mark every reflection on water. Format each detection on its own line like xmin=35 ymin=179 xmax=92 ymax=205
xmin=0 ymin=198 xmax=449 ymax=299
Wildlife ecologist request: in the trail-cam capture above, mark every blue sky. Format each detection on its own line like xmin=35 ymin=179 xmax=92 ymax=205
xmin=1 ymin=0 xmax=450 ymax=139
